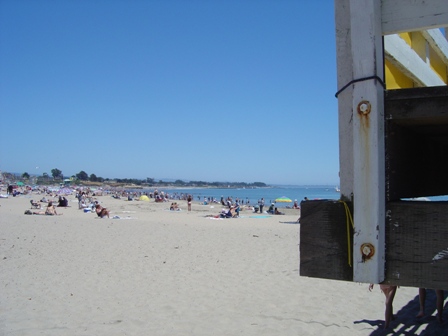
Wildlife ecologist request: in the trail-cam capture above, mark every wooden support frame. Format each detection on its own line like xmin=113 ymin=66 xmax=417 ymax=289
xmin=332 ymin=0 xmax=448 ymax=285
xmin=384 ymin=34 xmax=446 ymax=87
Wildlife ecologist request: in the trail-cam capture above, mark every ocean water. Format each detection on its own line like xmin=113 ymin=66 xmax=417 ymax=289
xmin=142 ymin=185 xmax=341 ymax=208
xmin=137 ymin=185 xmax=448 ymax=207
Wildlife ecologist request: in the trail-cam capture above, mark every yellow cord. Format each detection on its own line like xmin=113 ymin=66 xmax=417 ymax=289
xmin=339 ymin=201 xmax=354 ymax=267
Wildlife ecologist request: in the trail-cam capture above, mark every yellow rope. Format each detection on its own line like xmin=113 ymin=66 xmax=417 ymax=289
xmin=339 ymin=201 xmax=354 ymax=267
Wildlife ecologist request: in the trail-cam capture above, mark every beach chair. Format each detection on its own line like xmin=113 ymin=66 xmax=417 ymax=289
xmin=30 ymin=200 xmax=40 ymax=209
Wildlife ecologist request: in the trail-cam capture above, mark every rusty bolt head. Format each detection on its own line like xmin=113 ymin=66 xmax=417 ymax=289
xmin=357 ymin=101 xmax=371 ymax=115
xmin=361 ymin=243 xmax=375 ymax=260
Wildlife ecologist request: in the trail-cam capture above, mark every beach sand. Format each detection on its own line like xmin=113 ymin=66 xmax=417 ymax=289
xmin=1 ymin=194 xmax=447 ymax=335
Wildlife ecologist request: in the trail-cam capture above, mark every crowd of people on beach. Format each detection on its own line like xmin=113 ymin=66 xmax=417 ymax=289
xmin=5 ymin=182 xmax=303 ymax=219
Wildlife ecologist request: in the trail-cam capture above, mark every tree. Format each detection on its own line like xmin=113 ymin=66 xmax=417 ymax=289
xmin=76 ymin=171 xmax=88 ymax=181
xmin=89 ymin=174 xmax=98 ymax=182
xmin=22 ymin=172 xmax=30 ymax=180
xmin=51 ymin=168 xmax=63 ymax=179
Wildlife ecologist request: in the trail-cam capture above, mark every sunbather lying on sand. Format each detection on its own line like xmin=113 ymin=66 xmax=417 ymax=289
xmin=33 ymin=201 xmax=62 ymax=216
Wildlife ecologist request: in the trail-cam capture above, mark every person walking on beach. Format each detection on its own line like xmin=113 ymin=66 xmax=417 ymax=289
xmin=187 ymin=194 xmax=192 ymax=211
xmin=416 ymin=288 xmax=445 ymax=322
xmin=369 ymin=283 xmax=398 ymax=329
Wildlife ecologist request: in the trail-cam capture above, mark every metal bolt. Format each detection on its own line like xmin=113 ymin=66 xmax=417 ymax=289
xmin=361 ymin=243 xmax=375 ymax=261
xmin=357 ymin=101 xmax=371 ymax=115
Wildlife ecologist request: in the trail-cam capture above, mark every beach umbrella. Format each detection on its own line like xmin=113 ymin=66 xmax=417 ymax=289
xmin=16 ymin=181 xmax=24 ymax=186
xmin=139 ymin=195 xmax=150 ymax=201
xmin=58 ymin=187 xmax=73 ymax=195
xmin=275 ymin=196 xmax=292 ymax=203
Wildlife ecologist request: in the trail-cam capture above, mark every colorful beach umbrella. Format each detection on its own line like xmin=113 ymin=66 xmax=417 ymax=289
xmin=58 ymin=187 xmax=73 ymax=195
xmin=275 ymin=196 xmax=292 ymax=203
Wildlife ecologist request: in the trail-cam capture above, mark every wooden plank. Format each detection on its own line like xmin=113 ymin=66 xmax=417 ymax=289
xmin=299 ymin=200 xmax=353 ymax=282
xmin=384 ymin=201 xmax=448 ymax=289
xmin=385 ymin=86 xmax=448 ymax=128
xmin=348 ymin=0 xmax=386 ymax=284
xmin=385 ymin=34 xmax=446 ymax=87
xmin=382 ymin=0 xmax=448 ymax=35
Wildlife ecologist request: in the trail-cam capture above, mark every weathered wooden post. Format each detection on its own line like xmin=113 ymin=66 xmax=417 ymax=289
xmin=336 ymin=0 xmax=386 ymax=283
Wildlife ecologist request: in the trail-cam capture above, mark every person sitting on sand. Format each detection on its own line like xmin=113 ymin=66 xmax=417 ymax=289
xmin=293 ymin=199 xmax=300 ymax=209
xmin=274 ymin=207 xmax=285 ymax=215
xmin=170 ymin=202 xmax=180 ymax=211
xmin=267 ymin=203 xmax=275 ymax=214
xmin=33 ymin=201 xmax=62 ymax=216
xmin=95 ymin=204 xmax=110 ymax=218
xmin=369 ymin=283 xmax=398 ymax=329
xmin=57 ymin=196 xmax=69 ymax=207
xmin=219 ymin=208 xmax=233 ymax=218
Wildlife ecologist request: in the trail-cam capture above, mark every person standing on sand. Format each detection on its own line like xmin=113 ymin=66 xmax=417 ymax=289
xmin=369 ymin=283 xmax=398 ymax=329
xmin=417 ymin=288 xmax=445 ymax=322
xmin=258 ymin=198 xmax=265 ymax=213
xmin=187 ymin=194 xmax=192 ymax=211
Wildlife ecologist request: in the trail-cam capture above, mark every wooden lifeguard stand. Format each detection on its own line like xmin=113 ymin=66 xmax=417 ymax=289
xmin=300 ymin=0 xmax=448 ymax=289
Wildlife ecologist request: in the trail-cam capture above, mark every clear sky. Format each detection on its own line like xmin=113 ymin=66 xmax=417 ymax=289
xmin=0 ymin=0 xmax=339 ymax=185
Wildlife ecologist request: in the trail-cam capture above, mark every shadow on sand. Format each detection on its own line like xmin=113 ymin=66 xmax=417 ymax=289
xmin=354 ymin=291 xmax=448 ymax=335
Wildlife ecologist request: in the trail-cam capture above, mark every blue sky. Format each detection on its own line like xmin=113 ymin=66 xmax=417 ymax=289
xmin=0 ymin=0 xmax=338 ymax=185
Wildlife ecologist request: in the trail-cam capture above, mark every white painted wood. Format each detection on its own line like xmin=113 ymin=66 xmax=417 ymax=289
xmin=350 ymin=0 xmax=385 ymax=284
xmin=421 ymin=29 xmax=448 ymax=66
xmin=382 ymin=0 xmax=448 ymax=35
xmin=385 ymin=34 xmax=446 ymax=86
xmin=344 ymin=0 xmax=385 ymax=284
xmin=335 ymin=0 xmax=354 ymax=200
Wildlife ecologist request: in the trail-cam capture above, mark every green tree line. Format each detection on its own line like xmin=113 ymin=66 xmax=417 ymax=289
xmin=20 ymin=168 xmax=267 ymax=187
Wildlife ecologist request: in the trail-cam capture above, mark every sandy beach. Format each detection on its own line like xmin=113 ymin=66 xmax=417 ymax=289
xmin=1 ymin=193 xmax=447 ymax=335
